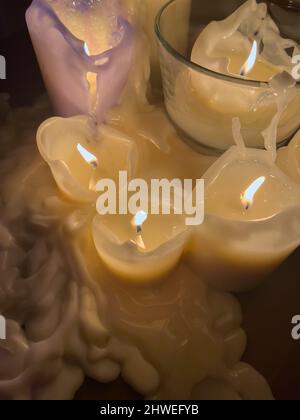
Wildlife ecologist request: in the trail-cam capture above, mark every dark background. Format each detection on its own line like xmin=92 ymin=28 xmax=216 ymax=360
xmin=0 ymin=0 xmax=300 ymax=401
xmin=0 ymin=0 xmax=44 ymax=106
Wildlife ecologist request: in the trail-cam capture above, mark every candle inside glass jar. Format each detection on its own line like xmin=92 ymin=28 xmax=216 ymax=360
xmin=185 ymin=111 xmax=300 ymax=293
xmin=191 ymin=0 xmax=291 ymax=83
xmin=161 ymin=0 xmax=300 ymax=150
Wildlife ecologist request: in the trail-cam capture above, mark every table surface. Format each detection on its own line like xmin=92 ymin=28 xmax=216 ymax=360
xmin=1 ymin=9 xmax=300 ymax=401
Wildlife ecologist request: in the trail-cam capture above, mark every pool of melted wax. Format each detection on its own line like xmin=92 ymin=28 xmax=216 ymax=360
xmin=0 ymin=96 xmax=273 ymax=400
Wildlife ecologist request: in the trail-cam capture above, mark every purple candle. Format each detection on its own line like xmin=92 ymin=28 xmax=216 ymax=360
xmin=26 ymin=0 xmax=135 ymax=123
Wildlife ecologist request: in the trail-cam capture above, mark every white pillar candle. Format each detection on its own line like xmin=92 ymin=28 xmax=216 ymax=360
xmin=164 ymin=0 xmax=300 ymax=150
xmin=187 ymin=124 xmax=300 ymax=292
xmin=37 ymin=115 xmax=138 ymax=202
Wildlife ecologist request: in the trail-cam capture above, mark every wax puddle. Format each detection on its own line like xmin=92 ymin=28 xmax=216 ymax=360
xmin=68 ymin=227 xmax=273 ymax=400
xmin=0 ymin=141 xmax=273 ymax=400
xmin=0 ymin=96 xmax=273 ymax=400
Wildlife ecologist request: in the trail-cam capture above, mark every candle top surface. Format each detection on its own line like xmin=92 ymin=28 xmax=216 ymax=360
xmin=191 ymin=0 xmax=297 ymax=83
xmin=205 ymin=155 xmax=300 ymax=221
xmin=45 ymin=0 xmax=122 ymax=55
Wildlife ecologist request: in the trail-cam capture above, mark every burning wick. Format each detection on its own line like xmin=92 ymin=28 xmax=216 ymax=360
xmin=132 ymin=211 xmax=148 ymax=234
xmin=241 ymin=176 xmax=266 ymax=210
xmin=84 ymin=42 xmax=91 ymax=57
xmin=240 ymin=40 xmax=258 ymax=77
xmin=131 ymin=211 xmax=148 ymax=250
xmin=77 ymin=143 xmax=98 ymax=169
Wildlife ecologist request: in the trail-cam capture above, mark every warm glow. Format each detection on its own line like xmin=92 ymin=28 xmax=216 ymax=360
xmin=241 ymin=176 xmax=266 ymax=210
xmin=132 ymin=211 xmax=148 ymax=233
xmin=240 ymin=40 xmax=258 ymax=76
xmin=77 ymin=143 xmax=98 ymax=168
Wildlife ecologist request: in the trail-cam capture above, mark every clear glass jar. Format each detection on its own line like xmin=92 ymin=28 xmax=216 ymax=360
xmin=155 ymin=0 xmax=300 ymax=152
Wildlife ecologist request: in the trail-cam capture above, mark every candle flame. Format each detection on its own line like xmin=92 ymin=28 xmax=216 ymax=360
xmin=240 ymin=40 xmax=258 ymax=76
xmin=241 ymin=176 xmax=266 ymax=210
xmin=131 ymin=211 xmax=148 ymax=234
xmin=77 ymin=143 xmax=98 ymax=168
xmin=84 ymin=42 xmax=91 ymax=56
xmin=131 ymin=211 xmax=148 ymax=250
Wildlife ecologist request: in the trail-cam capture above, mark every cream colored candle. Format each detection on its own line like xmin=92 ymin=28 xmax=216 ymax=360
xmin=37 ymin=116 xmax=138 ymax=202
xmin=93 ymin=205 xmax=190 ymax=282
xmin=187 ymin=142 xmax=300 ymax=292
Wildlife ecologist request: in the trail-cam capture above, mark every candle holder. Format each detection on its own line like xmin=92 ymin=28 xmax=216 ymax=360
xmin=156 ymin=0 xmax=300 ymax=152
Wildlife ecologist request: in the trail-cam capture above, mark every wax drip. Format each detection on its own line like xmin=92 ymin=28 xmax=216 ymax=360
xmin=192 ymin=0 xmax=298 ymax=77
xmin=85 ymin=91 xmax=100 ymax=191
xmin=47 ymin=0 xmax=120 ymax=55
xmin=232 ymin=117 xmax=246 ymax=157
xmin=262 ymin=72 xmax=297 ymax=161
xmin=85 ymin=72 xmax=99 ymax=127
xmin=0 ymin=92 xmax=275 ymax=401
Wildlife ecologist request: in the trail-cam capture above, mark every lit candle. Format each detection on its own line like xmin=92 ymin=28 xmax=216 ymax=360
xmin=26 ymin=0 xmax=135 ymax=122
xmin=93 ymin=203 xmax=190 ymax=282
xmin=37 ymin=115 xmax=138 ymax=202
xmin=186 ymin=121 xmax=300 ymax=292
xmin=164 ymin=0 xmax=300 ymax=150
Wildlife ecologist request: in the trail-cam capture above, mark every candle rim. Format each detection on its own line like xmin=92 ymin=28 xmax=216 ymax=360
xmin=155 ymin=0 xmax=300 ymax=89
xmin=201 ymin=205 xmax=300 ymax=256
xmin=202 ymin=145 xmax=300 ymax=223
xmin=36 ymin=115 xmax=139 ymax=203
xmin=92 ymin=214 xmax=191 ymax=258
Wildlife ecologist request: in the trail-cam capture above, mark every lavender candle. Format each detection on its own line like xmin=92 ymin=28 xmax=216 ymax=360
xmin=26 ymin=0 xmax=135 ymax=123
